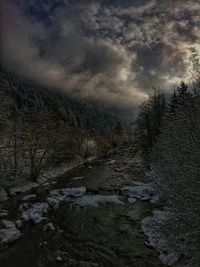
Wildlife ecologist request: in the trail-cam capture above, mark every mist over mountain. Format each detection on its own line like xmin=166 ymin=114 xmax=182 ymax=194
xmin=0 ymin=68 xmax=131 ymax=132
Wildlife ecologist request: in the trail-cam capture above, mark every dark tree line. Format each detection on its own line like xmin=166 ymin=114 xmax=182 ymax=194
xmin=136 ymin=79 xmax=200 ymax=265
xmin=135 ymin=89 xmax=166 ymax=152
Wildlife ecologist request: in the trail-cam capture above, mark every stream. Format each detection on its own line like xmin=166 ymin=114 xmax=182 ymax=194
xmin=0 ymin=147 xmax=164 ymax=267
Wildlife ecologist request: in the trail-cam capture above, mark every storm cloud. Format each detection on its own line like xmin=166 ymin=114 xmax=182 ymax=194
xmin=1 ymin=0 xmax=200 ymax=108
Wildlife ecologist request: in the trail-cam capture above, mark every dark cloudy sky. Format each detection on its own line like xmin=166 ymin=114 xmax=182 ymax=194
xmin=1 ymin=0 xmax=200 ymax=108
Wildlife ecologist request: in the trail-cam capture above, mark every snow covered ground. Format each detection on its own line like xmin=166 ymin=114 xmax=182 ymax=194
xmin=142 ymin=210 xmax=179 ymax=266
xmin=121 ymin=181 xmax=158 ymax=203
xmin=47 ymin=187 xmax=87 ymax=209
xmin=21 ymin=202 xmax=49 ymax=224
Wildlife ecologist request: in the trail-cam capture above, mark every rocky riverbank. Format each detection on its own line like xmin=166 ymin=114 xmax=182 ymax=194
xmin=0 ymin=146 xmax=164 ymax=267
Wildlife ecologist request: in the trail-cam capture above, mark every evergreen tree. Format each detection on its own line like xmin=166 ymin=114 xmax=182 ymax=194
xmin=135 ymin=89 xmax=166 ymax=152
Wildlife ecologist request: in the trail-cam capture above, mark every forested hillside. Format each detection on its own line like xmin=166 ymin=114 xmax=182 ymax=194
xmin=136 ymin=79 xmax=200 ymax=265
xmin=0 ymin=69 xmax=130 ymax=186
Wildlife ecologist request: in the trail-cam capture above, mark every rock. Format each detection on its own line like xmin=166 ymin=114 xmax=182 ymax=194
xmin=80 ymin=261 xmax=98 ymax=267
xmin=43 ymin=222 xmax=55 ymax=231
xmin=15 ymin=220 xmax=23 ymax=229
xmin=107 ymin=160 xmax=116 ymax=165
xmin=37 ymin=176 xmax=48 ymax=185
xmin=19 ymin=203 xmax=29 ymax=211
xmin=127 ymin=209 xmax=144 ymax=222
xmin=79 ymin=165 xmax=84 ymax=169
xmin=72 ymin=176 xmax=86 ymax=180
xmin=22 ymin=194 xmax=37 ymax=201
xmin=88 ymin=166 xmax=92 ymax=169
xmin=69 ymin=259 xmax=77 ymax=265
xmin=132 ymin=181 xmax=148 ymax=186
xmin=0 ymin=210 xmax=8 ymax=218
xmin=21 ymin=202 xmax=49 ymax=224
xmin=0 ymin=187 xmax=8 ymax=202
xmin=52 ymin=187 xmax=86 ymax=198
xmin=42 ymin=182 xmax=50 ymax=188
xmin=122 ymin=182 xmax=155 ymax=201
xmin=141 ymin=196 xmax=151 ymax=201
xmin=144 ymin=241 xmax=153 ymax=249
xmin=47 ymin=187 xmax=86 ymax=208
xmin=1 ymin=220 xmax=16 ymax=229
xmin=128 ymin=197 xmax=136 ymax=203
xmin=0 ymin=219 xmax=21 ymax=244
xmin=121 ymin=187 xmax=129 ymax=196
xmin=150 ymin=195 xmax=160 ymax=204
xmin=56 ymin=256 xmax=62 ymax=262
xmin=129 ymin=183 xmax=153 ymax=199
xmin=41 ymin=163 xmax=76 ymax=180
xmin=0 ymin=228 xmax=21 ymax=244
xmin=38 ymin=177 xmax=55 ymax=187
xmin=39 ymin=241 xmax=48 ymax=247
xmin=9 ymin=182 xmax=39 ymax=195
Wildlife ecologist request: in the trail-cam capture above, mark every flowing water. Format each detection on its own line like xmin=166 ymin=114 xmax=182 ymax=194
xmin=0 ymin=147 xmax=164 ymax=267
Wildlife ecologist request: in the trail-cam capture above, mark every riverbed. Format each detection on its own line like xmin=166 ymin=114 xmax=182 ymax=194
xmin=0 ymin=147 xmax=164 ymax=267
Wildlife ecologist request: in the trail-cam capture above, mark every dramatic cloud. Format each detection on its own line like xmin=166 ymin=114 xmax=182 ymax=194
xmin=1 ymin=0 xmax=200 ymax=109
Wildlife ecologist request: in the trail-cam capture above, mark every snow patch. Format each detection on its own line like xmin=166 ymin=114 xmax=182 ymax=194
xmin=21 ymin=202 xmax=49 ymax=224
xmin=47 ymin=187 xmax=86 ymax=209
xmin=0 ymin=219 xmax=21 ymax=244
xmin=121 ymin=182 xmax=157 ymax=202
xmin=0 ymin=228 xmax=21 ymax=244
xmin=128 ymin=197 xmax=136 ymax=203
xmin=47 ymin=186 xmax=122 ymax=208
xmin=142 ymin=210 xmax=179 ymax=266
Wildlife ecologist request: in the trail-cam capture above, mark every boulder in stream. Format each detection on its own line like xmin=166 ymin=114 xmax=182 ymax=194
xmin=0 ymin=220 xmax=21 ymax=244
